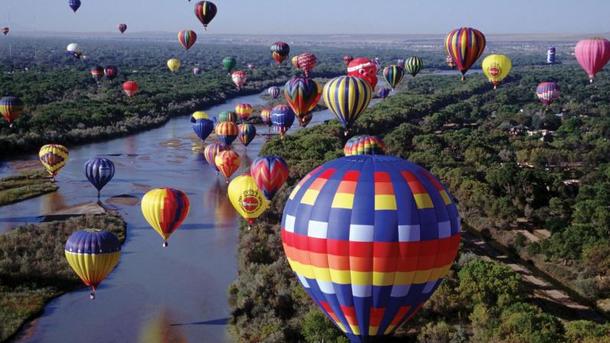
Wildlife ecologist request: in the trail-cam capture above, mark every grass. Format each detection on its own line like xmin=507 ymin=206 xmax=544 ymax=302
xmin=0 ymin=213 xmax=127 ymax=342
xmin=0 ymin=169 xmax=58 ymax=206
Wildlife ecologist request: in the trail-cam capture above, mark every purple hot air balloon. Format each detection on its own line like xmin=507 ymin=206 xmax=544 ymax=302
xmin=378 ymin=87 xmax=391 ymax=99
xmin=536 ymin=82 xmax=560 ymax=106
xmin=68 ymin=0 xmax=81 ymax=12
xmin=271 ymin=104 xmax=295 ymax=139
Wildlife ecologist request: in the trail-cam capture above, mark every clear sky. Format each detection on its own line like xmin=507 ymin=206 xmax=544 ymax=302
xmin=3 ymin=0 xmax=609 ymax=35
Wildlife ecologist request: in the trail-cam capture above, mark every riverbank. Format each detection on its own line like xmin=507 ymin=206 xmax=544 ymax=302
xmin=0 ymin=169 xmax=57 ymax=206
xmin=0 ymin=212 xmax=127 ymax=342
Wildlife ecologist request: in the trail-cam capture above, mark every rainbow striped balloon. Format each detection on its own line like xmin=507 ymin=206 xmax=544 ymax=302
xmin=178 ymin=30 xmax=197 ymax=50
xmin=382 ymin=65 xmax=405 ymax=90
xmin=238 ymin=123 xmax=256 ymax=147
xmin=344 ymin=135 xmax=386 ymax=156
xmin=281 ymin=155 xmax=461 ymax=342
xmin=215 ymin=121 xmax=238 ymax=146
xmin=445 ymin=27 xmax=486 ymax=79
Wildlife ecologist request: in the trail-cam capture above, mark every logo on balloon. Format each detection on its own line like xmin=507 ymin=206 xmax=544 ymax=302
xmin=240 ymin=190 xmax=262 ymax=213
xmin=490 ymin=65 xmax=501 ymax=77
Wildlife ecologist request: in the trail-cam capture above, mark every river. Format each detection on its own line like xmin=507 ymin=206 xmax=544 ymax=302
xmin=0 ymin=91 xmax=336 ymax=343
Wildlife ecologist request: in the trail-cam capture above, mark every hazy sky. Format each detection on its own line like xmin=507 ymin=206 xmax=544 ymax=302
xmin=3 ymin=0 xmax=609 ymax=35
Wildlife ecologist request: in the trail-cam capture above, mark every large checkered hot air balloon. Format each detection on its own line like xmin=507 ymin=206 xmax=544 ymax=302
xmin=445 ymin=27 xmax=486 ymax=80
xmin=281 ymin=155 xmax=461 ymax=342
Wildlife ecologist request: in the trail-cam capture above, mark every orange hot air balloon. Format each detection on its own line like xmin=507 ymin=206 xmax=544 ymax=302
xmin=235 ymin=103 xmax=253 ymax=121
xmin=215 ymin=150 xmax=240 ymax=183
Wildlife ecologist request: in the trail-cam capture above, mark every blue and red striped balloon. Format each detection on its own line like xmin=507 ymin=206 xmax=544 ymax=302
xmin=250 ymin=156 xmax=289 ymax=200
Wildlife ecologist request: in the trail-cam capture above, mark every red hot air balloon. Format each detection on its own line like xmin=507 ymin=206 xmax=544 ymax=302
xmin=194 ymin=1 xmax=217 ymax=30
xmin=122 ymin=81 xmax=139 ymax=97
xmin=178 ymin=30 xmax=197 ymax=50
xmin=250 ymin=156 xmax=289 ymax=200
xmin=575 ymin=38 xmax=610 ymax=83
xmin=347 ymin=57 xmax=378 ymax=89
xmin=296 ymin=53 xmax=317 ymax=77
xmin=104 ymin=66 xmax=118 ymax=80
xmin=118 ymin=24 xmax=127 ymax=34
xmin=445 ymin=27 xmax=486 ymax=80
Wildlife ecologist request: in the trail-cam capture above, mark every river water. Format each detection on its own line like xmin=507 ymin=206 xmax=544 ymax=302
xmin=0 ymin=91 xmax=335 ymax=343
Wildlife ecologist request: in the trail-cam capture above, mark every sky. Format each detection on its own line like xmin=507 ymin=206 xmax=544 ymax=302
xmin=2 ymin=0 xmax=609 ymax=35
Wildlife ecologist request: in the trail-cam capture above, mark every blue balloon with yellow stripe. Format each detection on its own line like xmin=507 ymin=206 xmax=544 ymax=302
xmin=65 ymin=229 xmax=121 ymax=299
xmin=281 ymin=155 xmax=461 ymax=342
xmin=322 ymin=76 xmax=372 ymax=133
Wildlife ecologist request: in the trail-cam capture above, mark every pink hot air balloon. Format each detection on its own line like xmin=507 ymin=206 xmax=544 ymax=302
xmin=575 ymin=38 xmax=610 ymax=83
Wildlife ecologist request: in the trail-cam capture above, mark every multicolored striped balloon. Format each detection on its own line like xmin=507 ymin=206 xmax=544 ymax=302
xmin=215 ymin=150 xmax=241 ymax=183
xmin=84 ymin=157 xmax=115 ymax=197
xmin=281 ymin=155 xmax=461 ymax=342
xmin=322 ymin=76 xmax=373 ymax=132
xmin=218 ymin=111 xmax=238 ymax=123
xmin=235 ymin=103 xmax=253 ymax=121
xmin=296 ymin=53 xmax=317 ymax=77
xmin=445 ymin=27 xmax=486 ymax=79
xmin=284 ymin=76 xmax=322 ymax=122
xmin=271 ymin=104 xmax=296 ymax=138
xmin=39 ymin=144 xmax=69 ymax=178
xmin=344 ymin=135 xmax=386 ymax=156
xmin=0 ymin=96 xmax=24 ymax=127
xmin=194 ymin=1 xmax=217 ymax=29
xmin=575 ymin=38 xmax=610 ymax=83
xmin=536 ymin=82 xmax=560 ymax=106
xmin=271 ymin=41 xmax=290 ymax=64
xmin=215 ymin=121 xmax=238 ymax=146
xmin=267 ymin=86 xmax=281 ymax=99
xmin=141 ymin=188 xmax=190 ymax=247
xmin=238 ymin=123 xmax=256 ymax=147
xmin=250 ymin=156 xmax=289 ymax=200
xmin=260 ymin=107 xmax=272 ymax=127
xmin=178 ymin=30 xmax=197 ymax=50
xmin=204 ymin=143 xmax=228 ymax=171
xmin=382 ymin=65 xmax=405 ymax=90
xmin=65 ymin=229 xmax=121 ymax=299
xmin=404 ymin=56 xmax=423 ymax=77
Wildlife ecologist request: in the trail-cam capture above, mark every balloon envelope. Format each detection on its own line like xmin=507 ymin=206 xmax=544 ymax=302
xmin=250 ymin=156 xmax=289 ymax=200
xmin=574 ymin=38 xmax=610 ymax=82
xmin=445 ymin=27 xmax=486 ymax=78
xmin=141 ymin=188 xmax=190 ymax=246
xmin=228 ymin=175 xmax=268 ymax=225
xmin=482 ymin=54 xmax=512 ymax=89
xmin=347 ymin=57 xmax=378 ymax=89
xmin=0 ymin=96 xmax=24 ymax=126
xmin=323 ymin=76 xmax=373 ymax=131
xmin=84 ymin=158 xmax=115 ymax=195
xmin=344 ymin=135 xmax=386 ymax=156
xmin=536 ymin=82 xmax=560 ymax=106
xmin=39 ymin=144 xmax=69 ymax=177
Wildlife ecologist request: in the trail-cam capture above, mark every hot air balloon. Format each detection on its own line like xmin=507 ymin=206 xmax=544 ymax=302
xmin=260 ymin=107 xmax=272 ymax=127
xmin=575 ymin=38 xmax=610 ymax=83
xmin=281 ymin=155 xmax=461 ymax=342
xmin=223 ymin=56 xmax=237 ymax=73
xmin=118 ymin=24 xmax=127 ymax=34
xmin=404 ymin=56 xmax=423 ymax=77
xmin=215 ymin=150 xmax=241 ymax=182
xmin=178 ymin=30 xmax=197 ymax=50
xmin=141 ymin=188 xmax=190 ymax=247
xmin=546 ymin=47 xmax=556 ymax=64
xmin=104 ymin=66 xmax=118 ymax=80
xmin=250 ymin=156 xmax=289 ymax=200
xmin=323 ymin=76 xmax=373 ymax=133
xmin=284 ymin=76 xmax=322 ymax=124
xmin=445 ymin=27 xmax=486 ymax=80
xmin=536 ymin=82 xmax=560 ymax=106
xmin=344 ymin=135 xmax=386 ymax=156
xmin=343 ymin=55 xmax=354 ymax=66
xmin=235 ymin=103 xmax=253 ymax=122
xmin=193 ymin=67 xmax=202 ymax=75
xmin=291 ymin=56 xmax=299 ymax=69
xmin=218 ymin=111 xmax=238 ymax=123
xmin=396 ymin=59 xmax=405 ymax=68
xmin=383 ymin=65 xmax=405 ymax=90
xmin=192 ymin=111 xmax=214 ymax=141
xmin=66 ymin=43 xmax=82 ymax=59
xmin=68 ymin=0 xmax=81 ymax=13
xmin=215 ymin=121 xmax=238 ymax=146
xmin=194 ymin=1 xmax=217 ymax=30
xmin=231 ymin=70 xmax=247 ymax=90
xmin=122 ymin=81 xmax=139 ymax=97
xmin=39 ymin=144 xmax=69 ymax=179
xmin=90 ymin=66 xmax=104 ymax=81
xmin=446 ymin=55 xmax=456 ymax=69
xmin=65 ymin=229 xmax=121 ymax=299
xmin=0 ymin=96 xmax=24 ymax=127
xmin=378 ymin=87 xmax=391 ymax=100
xmin=167 ymin=58 xmax=181 ymax=72
xmin=482 ymin=54 xmax=512 ymax=89
xmin=228 ymin=175 xmax=268 ymax=227
xmin=1 ymin=27 xmax=9 ymax=36
xmin=238 ymin=123 xmax=256 ymax=147
xmin=347 ymin=57 xmax=378 ymax=89
xmin=84 ymin=157 xmax=115 ymax=198
xmin=271 ymin=104 xmax=295 ymax=138
xmin=296 ymin=53 xmax=317 ymax=77
xmin=267 ymin=86 xmax=281 ymax=99
xmin=299 ymin=112 xmax=313 ymax=127
xmin=271 ymin=41 xmax=290 ymax=64
xmin=204 ymin=143 xmax=228 ymax=171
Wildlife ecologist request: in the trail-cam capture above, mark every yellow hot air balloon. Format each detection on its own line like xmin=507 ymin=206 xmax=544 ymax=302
xmin=191 ymin=111 xmax=209 ymax=121
xmin=482 ymin=54 xmax=512 ymax=89
xmin=39 ymin=144 xmax=69 ymax=179
xmin=167 ymin=58 xmax=181 ymax=73
xmin=228 ymin=175 xmax=268 ymax=227
xmin=141 ymin=188 xmax=190 ymax=247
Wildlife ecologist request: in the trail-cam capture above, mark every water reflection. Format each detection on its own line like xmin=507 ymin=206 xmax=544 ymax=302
xmin=206 ymin=179 xmax=236 ymax=228
xmin=138 ymin=310 xmax=188 ymax=343
xmin=40 ymin=191 xmax=68 ymax=215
